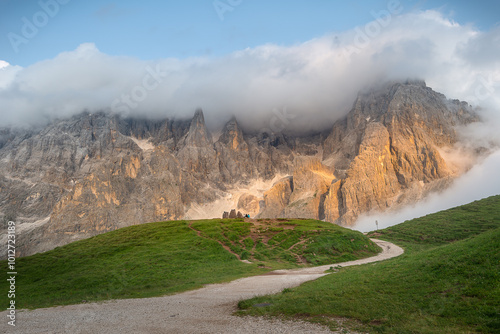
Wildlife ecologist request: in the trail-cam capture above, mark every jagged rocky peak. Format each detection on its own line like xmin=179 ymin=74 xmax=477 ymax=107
xmin=192 ymin=108 xmax=205 ymax=124
xmin=324 ymin=80 xmax=478 ymax=158
xmin=351 ymin=80 xmax=430 ymax=121
xmin=404 ymin=78 xmax=427 ymax=87
xmin=217 ymin=116 xmax=247 ymax=151
xmin=182 ymin=108 xmax=212 ymax=147
xmin=321 ymin=80 xmax=480 ymax=225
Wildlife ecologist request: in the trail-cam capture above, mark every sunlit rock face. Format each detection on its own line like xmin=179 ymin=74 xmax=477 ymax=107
xmin=0 ymin=81 xmax=480 ymax=257
xmin=322 ymin=80 xmax=478 ymax=224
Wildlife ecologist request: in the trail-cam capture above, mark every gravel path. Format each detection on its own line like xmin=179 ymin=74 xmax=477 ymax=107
xmin=1 ymin=239 xmax=403 ymax=334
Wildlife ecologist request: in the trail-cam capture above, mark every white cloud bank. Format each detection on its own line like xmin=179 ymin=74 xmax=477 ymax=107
xmin=0 ymin=10 xmax=498 ymax=131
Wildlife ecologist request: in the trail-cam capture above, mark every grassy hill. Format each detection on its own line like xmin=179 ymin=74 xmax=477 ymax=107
xmin=0 ymin=218 xmax=379 ymax=309
xmin=238 ymin=195 xmax=500 ymax=333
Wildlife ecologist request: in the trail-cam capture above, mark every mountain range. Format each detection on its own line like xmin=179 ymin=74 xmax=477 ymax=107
xmin=0 ymin=80 xmax=481 ymax=257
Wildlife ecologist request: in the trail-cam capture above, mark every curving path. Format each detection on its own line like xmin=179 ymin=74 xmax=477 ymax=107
xmin=1 ymin=239 xmax=403 ymax=334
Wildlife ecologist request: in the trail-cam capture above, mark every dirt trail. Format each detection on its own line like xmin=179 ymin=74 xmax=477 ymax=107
xmin=1 ymin=239 xmax=403 ymax=334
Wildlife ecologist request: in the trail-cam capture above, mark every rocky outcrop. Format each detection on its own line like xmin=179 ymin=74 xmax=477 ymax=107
xmin=282 ymin=157 xmax=335 ymax=220
xmin=258 ymin=176 xmax=293 ymax=218
xmin=334 ymin=122 xmax=401 ymax=223
xmin=0 ymin=80 xmax=481 ymax=257
xmin=215 ymin=117 xmax=254 ymax=183
xmin=176 ymin=110 xmax=221 ymax=206
xmin=237 ymin=194 xmax=260 ymax=216
xmin=222 ymin=209 xmax=245 ymax=219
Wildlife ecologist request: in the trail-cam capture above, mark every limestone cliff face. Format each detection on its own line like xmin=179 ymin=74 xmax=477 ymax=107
xmin=282 ymin=157 xmax=335 ymax=220
xmin=322 ymin=80 xmax=478 ymax=224
xmin=334 ymin=122 xmax=401 ymax=224
xmin=0 ymin=80 xmax=481 ymax=257
xmin=215 ymin=117 xmax=254 ymax=183
xmin=176 ymin=109 xmax=221 ymax=205
xmin=0 ymin=113 xmax=188 ymax=256
xmin=259 ymin=176 xmax=293 ymax=218
xmin=236 ymin=193 xmax=260 ymax=217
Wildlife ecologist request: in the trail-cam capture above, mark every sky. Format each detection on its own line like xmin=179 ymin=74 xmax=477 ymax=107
xmin=0 ymin=0 xmax=499 ymax=67
xmin=0 ymin=0 xmax=499 ymax=228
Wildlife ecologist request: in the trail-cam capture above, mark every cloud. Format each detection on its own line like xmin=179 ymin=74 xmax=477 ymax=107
xmin=0 ymin=61 xmax=23 ymax=90
xmin=0 ymin=10 xmax=498 ymax=132
xmin=456 ymin=25 xmax=500 ymax=68
xmin=353 ymin=150 xmax=500 ymax=233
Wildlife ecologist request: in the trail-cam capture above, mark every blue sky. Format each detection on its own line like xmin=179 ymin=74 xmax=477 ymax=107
xmin=1 ymin=0 xmax=499 ymax=67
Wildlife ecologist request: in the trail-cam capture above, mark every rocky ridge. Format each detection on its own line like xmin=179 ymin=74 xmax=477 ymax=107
xmin=0 ymin=80 xmax=480 ymax=257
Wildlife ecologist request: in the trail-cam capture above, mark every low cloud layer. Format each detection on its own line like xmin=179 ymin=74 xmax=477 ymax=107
xmin=0 ymin=10 xmax=498 ymax=132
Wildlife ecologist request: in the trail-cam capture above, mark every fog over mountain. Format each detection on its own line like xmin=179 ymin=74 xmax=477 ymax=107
xmin=0 ymin=10 xmax=498 ymax=132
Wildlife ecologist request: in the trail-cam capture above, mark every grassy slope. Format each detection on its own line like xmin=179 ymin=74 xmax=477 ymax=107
xmin=238 ymin=196 xmax=500 ymax=334
xmin=0 ymin=218 xmax=378 ymax=309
